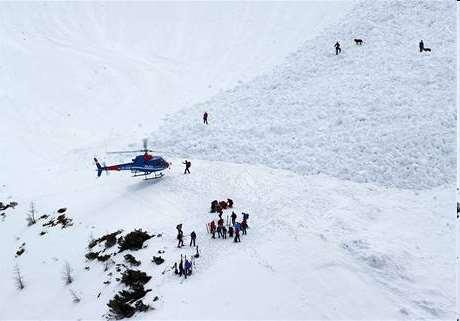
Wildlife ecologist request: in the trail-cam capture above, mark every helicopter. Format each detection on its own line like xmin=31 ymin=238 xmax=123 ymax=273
xmin=94 ymin=139 xmax=170 ymax=180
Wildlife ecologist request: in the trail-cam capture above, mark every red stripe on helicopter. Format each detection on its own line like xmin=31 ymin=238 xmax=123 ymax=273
xmin=106 ymin=165 xmax=121 ymax=171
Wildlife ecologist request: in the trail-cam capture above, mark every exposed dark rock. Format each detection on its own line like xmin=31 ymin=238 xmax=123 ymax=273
xmin=120 ymin=269 xmax=151 ymax=288
xmin=118 ymin=229 xmax=152 ymax=252
xmin=89 ymin=230 xmax=122 ymax=249
xmin=124 ymin=254 xmax=141 ymax=266
xmin=85 ymin=251 xmax=100 ymax=260
xmin=43 ymin=213 xmax=73 ymax=228
xmin=97 ymin=254 xmax=111 ymax=262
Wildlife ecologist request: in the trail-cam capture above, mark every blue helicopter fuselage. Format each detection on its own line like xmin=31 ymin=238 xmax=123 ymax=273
xmin=94 ymin=154 xmax=169 ymax=177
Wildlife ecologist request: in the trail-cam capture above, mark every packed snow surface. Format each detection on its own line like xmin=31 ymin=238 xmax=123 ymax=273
xmin=0 ymin=0 xmax=456 ymax=320
xmin=154 ymin=0 xmax=456 ymax=190
xmin=0 ymin=161 xmax=455 ymax=319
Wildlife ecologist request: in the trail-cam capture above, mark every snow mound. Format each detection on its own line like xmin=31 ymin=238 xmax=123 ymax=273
xmin=153 ymin=0 xmax=456 ymax=190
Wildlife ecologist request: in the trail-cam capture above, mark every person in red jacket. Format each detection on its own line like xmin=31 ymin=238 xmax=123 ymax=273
xmin=210 ymin=220 xmax=216 ymax=239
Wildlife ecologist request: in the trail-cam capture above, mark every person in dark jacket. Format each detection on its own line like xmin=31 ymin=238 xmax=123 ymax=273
xmin=231 ymin=211 xmax=237 ymax=226
xmin=203 ymin=112 xmax=208 ymax=125
xmin=228 ymin=226 xmax=234 ymax=238
xmin=222 ymin=226 xmax=227 ymax=239
xmin=177 ymin=230 xmax=184 ymax=248
xmin=210 ymin=220 xmax=216 ymax=239
xmin=178 ymin=257 xmax=184 ymax=277
xmin=234 ymin=222 xmax=241 ymax=243
xmin=190 ymin=231 xmax=197 ymax=247
xmin=241 ymin=219 xmax=248 ymax=235
xmin=183 ymin=160 xmax=191 ymax=174
xmin=184 ymin=257 xmax=192 ymax=278
xmin=335 ymin=41 xmax=341 ymax=55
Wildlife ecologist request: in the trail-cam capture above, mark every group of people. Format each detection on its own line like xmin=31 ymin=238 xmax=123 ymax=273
xmin=173 ymin=254 xmax=195 ymax=279
xmin=176 ymin=224 xmax=197 ymax=248
xmin=172 ymin=224 xmax=200 ymax=279
xmin=334 ymin=39 xmax=432 ymax=55
xmin=208 ymin=211 xmax=249 ymax=243
xmin=172 ymin=201 xmax=252 ymax=281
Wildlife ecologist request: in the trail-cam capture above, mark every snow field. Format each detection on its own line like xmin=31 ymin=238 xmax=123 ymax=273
xmin=153 ymin=0 xmax=456 ymax=189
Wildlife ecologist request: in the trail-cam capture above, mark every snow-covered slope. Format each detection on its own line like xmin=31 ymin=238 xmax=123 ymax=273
xmin=0 ymin=1 xmax=350 ymax=152
xmin=0 ymin=161 xmax=454 ymax=319
xmin=154 ymin=0 xmax=456 ymax=190
xmin=0 ymin=1 xmax=455 ymax=320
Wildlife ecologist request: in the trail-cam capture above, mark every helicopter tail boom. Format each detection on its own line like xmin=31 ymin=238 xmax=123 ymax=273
xmin=94 ymin=158 xmax=103 ymax=177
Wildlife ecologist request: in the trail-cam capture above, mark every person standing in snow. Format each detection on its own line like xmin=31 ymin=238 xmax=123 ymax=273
xmin=231 ymin=211 xmax=237 ymax=226
xmin=190 ymin=231 xmax=197 ymax=247
xmin=222 ymin=225 xmax=227 ymax=239
xmin=241 ymin=219 xmax=248 ymax=235
xmin=184 ymin=257 xmax=192 ymax=278
xmin=234 ymin=222 xmax=241 ymax=243
xmin=177 ymin=229 xmax=184 ymax=248
xmin=210 ymin=220 xmax=217 ymax=239
xmin=178 ymin=257 xmax=184 ymax=277
xmin=183 ymin=160 xmax=191 ymax=174
xmin=228 ymin=225 xmax=234 ymax=238
xmin=217 ymin=217 xmax=225 ymax=238
xmin=335 ymin=41 xmax=341 ymax=55
xmin=203 ymin=112 xmax=208 ymax=125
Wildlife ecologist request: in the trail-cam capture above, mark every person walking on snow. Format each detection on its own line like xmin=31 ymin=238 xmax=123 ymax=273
xmin=190 ymin=231 xmax=197 ymax=247
xmin=183 ymin=160 xmax=191 ymax=174
xmin=203 ymin=112 xmax=208 ymax=125
xmin=335 ymin=41 xmax=341 ymax=55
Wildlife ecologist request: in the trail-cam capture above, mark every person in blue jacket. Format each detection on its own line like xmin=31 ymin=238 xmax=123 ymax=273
xmin=184 ymin=257 xmax=192 ymax=278
xmin=234 ymin=222 xmax=241 ymax=243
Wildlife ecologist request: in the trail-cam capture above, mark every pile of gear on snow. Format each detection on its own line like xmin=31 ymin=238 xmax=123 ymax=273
xmin=208 ymin=199 xmax=250 ymax=243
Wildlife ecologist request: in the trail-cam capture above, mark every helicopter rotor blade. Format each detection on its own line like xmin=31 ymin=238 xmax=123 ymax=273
xmin=143 ymin=138 xmax=148 ymax=151
xmin=106 ymin=150 xmax=144 ymax=154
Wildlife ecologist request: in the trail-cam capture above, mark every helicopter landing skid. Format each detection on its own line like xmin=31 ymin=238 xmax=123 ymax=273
xmin=135 ymin=172 xmax=164 ymax=180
